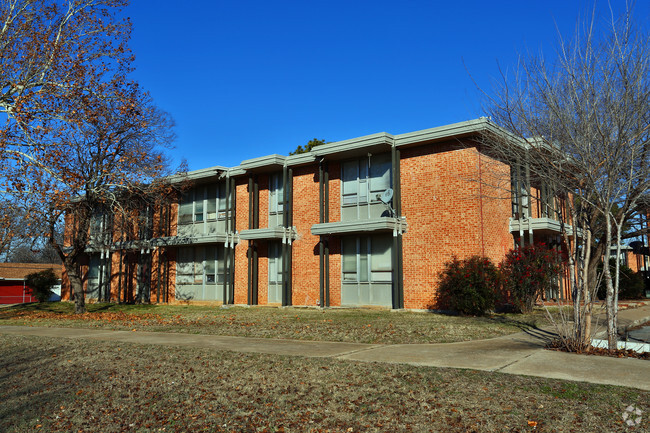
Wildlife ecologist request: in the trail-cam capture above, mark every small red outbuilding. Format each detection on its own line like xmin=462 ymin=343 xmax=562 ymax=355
xmin=0 ymin=263 xmax=62 ymax=304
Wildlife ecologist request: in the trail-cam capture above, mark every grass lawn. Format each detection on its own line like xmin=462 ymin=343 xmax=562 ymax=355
xmin=1 ymin=334 xmax=646 ymax=432
xmin=0 ymin=302 xmax=546 ymax=344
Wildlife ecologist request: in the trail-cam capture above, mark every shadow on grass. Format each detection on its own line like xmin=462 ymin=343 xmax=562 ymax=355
xmin=0 ymin=301 xmax=160 ymax=318
xmin=0 ymin=336 xmax=88 ymax=432
xmin=486 ymin=314 xmax=558 ymax=344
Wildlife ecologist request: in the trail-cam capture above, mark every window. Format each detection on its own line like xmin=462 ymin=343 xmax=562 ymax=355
xmin=90 ymin=211 xmax=106 ymax=238
xmin=269 ymin=173 xmax=285 ymax=227
xmin=268 ymin=242 xmax=283 ymax=303
xmin=269 ymin=173 xmax=284 ymax=214
xmin=206 ymin=184 xmax=217 ymax=220
xmin=341 ymin=235 xmax=392 ymax=283
xmin=194 ymin=186 xmax=205 ymax=222
xmin=176 ymin=246 xmax=225 ymax=285
xmin=204 ymin=246 xmax=216 ymax=283
xmin=268 ymin=242 xmax=283 ymax=284
xmin=179 ymin=193 xmax=193 ymax=224
xmin=179 ymin=183 xmax=232 ymax=224
xmin=511 ymin=163 xmax=529 ymax=218
xmin=342 ymin=154 xmax=391 ymax=207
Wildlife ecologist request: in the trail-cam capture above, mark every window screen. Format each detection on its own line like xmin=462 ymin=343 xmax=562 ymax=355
xmin=269 ymin=242 xmax=283 ymax=283
xmin=269 ymin=173 xmax=284 ymax=214
xmin=179 ymin=193 xmax=193 ymax=224
xmin=204 ymin=246 xmax=216 ymax=284
xmin=342 ymin=155 xmax=391 ymax=207
xmin=369 ymin=154 xmax=391 ymax=195
xmin=206 ymin=184 xmax=217 ymax=220
xmin=177 ymin=247 xmax=194 ymax=284
xmin=342 ymin=235 xmax=392 ymax=283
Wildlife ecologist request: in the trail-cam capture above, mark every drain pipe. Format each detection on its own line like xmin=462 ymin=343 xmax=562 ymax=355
xmin=318 ymin=159 xmax=324 ymax=306
xmin=223 ymin=172 xmax=230 ymax=304
xmin=281 ymin=164 xmax=288 ymax=306
xmin=391 ymin=145 xmax=404 ymax=309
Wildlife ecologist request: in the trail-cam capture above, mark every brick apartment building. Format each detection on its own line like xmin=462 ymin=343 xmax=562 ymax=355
xmin=62 ymin=118 xmax=602 ymax=309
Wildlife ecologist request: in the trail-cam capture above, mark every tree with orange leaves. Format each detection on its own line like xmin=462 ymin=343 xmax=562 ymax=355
xmin=0 ymin=1 xmax=178 ymax=313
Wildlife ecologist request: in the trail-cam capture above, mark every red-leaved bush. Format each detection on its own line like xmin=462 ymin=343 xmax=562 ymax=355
xmin=500 ymin=243 xmax=563 ymax=313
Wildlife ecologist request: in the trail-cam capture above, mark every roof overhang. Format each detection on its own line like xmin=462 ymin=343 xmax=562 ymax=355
xmin=395 ymin=118 xmax=498 ymax=148
xmin=240 ymin=154 xmax=286 ymax=173
xmin=311 ymin=217 xmax=407 ymax=236
xmin=509 ymin=217 xmax=578 ymax=237
xmin=313 ymin=133 xmax=394 ymax=160
xmin=239 ymin=227 xmax=296 ymax=241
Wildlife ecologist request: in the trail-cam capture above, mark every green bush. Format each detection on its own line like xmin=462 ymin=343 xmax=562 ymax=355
xmin=24 ymin=268 xmax=58 ymax=303
xmin=500 ymin=243 xmax=563 ymax=313
xmin=437 ymin=256 xmax=500 ymax=316
xmin=597 ymin=259 xmax=645 ymax=300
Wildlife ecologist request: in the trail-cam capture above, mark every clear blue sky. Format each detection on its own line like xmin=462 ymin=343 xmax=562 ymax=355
xmin=125 ymin=1 xmax=649 ymax=171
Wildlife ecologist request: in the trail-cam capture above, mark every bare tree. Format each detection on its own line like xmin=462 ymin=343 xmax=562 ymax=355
xmin=0 ymin=201 xmax=29 ymax=261
xmin=0 ymin=1 xmax=178 ymax=313
xmin=481 ymin=6 xmax=650 ymax=350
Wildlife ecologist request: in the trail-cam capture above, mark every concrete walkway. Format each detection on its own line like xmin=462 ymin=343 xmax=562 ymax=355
xmin=1 ymin=305 xmax=649 ymax=391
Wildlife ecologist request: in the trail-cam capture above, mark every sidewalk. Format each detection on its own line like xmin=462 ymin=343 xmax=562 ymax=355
xmin=1 ymin=305 xmax=649 ymax=391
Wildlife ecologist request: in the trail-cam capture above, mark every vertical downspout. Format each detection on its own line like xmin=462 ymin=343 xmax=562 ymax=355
xmin=163 ymin=252 xmax=169 ymax=303
xmin=252 ymin=175 xmax=259 ymax=304
xmin=525 ymin=149 xmax=533 ymax=245
xmin=396 ymin=147 xmax=404 ymax=309
xmin=156 ymin=250 xmax=161 ymax=304
xmin=391 ymin=145 xmax=404 ymax=309
xmin=516 ymin=160 xmax=524 ymax=247
xmin=106 ymin=250 xmax=112 ymax=302
xmin=287 ymin=167 xmax=293 ymax=306
xmin=229 ymin=176 xmax=236 ymax=304
xmin=98 ymin=251 xmax=105 ymax=302
xmin=281 ymin=165 xmax=292 ymax=306
xmin=324 ymin=161 xmax=330 ymax=307
xmin=146 ymin=251 xmax=153 ymax=303
xmin=223 ymin=174 xmax=230 ymax=304
xmin=247 ymin=175 xmax=253 ymax=305
xmin=118 ymin=250 xmax=123 ymax=303
xmin=281 ymin=167 xmax=287 ymax=306
xmin=319 ymin=160 xmax=324 ymax=306
xmin=136 ymin=250 xmax=143 ymax=302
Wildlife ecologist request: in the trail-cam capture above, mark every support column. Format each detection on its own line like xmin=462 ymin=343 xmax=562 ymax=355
xmin=318 ymin=160 xmax=331 ymax=307
xmin=105 ymin=250 xmax=112 ymax=302
xmin=118 ymin=250 xmax=124 ymax=303
xmin=516 ymin=161 xmax=524 ymax=248
xmin=229 ymin=176 xmax=236 ymax=304
xmin=391 ymin=146 xmax=404 ymax=309
xmin=223 ymin=175 xmax=230 ymax=304
xmin=248 ymin=174 xmax=259 ymax=305
xmin=525 ymin=150 xmax=533 ymax=245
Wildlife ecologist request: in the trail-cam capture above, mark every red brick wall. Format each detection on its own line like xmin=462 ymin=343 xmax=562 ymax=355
xmin=326 ymin=162 xmax=342 ymax=306
xmin=291 ymin=165 xmax=321 ymax=306
xmin=61 ymin=139 xmax=520 ymax=310
xmin=400 ymin=142 xmax=512 ymax=309
xmin=257 ymin=242 xmax=270 ymax=305
xmin=234 ymin=178 xmax=249 ymax=305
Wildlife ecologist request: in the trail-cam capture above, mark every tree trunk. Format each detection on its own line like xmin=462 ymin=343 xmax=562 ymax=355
xmin=581 ymin=227 xmax=592 ymax=347
xmin=65 ymin=258 xmax=87 ymax=314
xmin=603 ymin=213 xmax=617 ymax=351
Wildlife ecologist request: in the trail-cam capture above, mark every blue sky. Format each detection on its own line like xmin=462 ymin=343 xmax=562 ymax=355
xmin=125 ymin=1 xmax=649 ymax=170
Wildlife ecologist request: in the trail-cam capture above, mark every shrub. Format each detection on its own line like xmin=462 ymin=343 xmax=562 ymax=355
xmin=597 ymin=259 xmax=645 ymax=300
xmin=500 ymin=243 xmax=563 ymax=313
xmin=24 ymin=268 xmax=58 ymax=303
xmin=437 ymin=256 xmax=500 ymax=316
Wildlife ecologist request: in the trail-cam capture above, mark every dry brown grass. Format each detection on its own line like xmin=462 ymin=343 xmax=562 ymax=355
xmin=1 ymin=334 xmax=647 ymax=432
xmin=0 ymin=302 xmax=544 ymax=344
